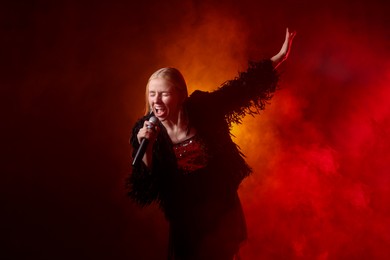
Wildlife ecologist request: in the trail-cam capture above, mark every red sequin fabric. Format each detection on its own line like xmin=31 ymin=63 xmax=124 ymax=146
xmin=173 ymin=135 xmax=208 ymax=174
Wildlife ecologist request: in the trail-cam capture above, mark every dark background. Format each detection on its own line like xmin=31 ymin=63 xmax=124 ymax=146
xmin=2 ymin=0 xmax=389 ymax=259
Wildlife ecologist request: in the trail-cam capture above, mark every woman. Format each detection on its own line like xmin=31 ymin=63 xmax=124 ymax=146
xmin=127 ymin=28 xmax=296 ymax=260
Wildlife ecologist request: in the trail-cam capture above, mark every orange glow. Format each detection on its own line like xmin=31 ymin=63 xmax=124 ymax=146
xmin=154 ymin=9 xmax=251 ymax=94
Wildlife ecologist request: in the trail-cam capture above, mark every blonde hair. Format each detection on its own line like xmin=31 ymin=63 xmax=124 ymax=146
xmin=144 ymin=67 xmax=188 ymax=115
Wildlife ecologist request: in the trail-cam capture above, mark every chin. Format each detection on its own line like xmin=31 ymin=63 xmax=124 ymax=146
xmin=155 ymin=115 xmax=167 ymax=122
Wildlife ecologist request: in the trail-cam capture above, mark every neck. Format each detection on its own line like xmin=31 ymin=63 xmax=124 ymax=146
xmin=161 ymin=110 xmax=192 ymax=144
xmin=161 ymin=109 xmax=186 ymax=131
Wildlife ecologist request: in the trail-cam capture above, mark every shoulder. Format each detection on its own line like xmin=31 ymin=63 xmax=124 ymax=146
xmin=185 ymin=90 xmax=218 ymax=119
xmin=185 ymin=90 xmax=210 ymax=114
xmin=188 ymin=90 xmax=210 ymax=102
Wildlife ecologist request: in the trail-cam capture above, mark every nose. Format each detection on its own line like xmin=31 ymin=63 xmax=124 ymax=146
xmin=153 ymin=93 xmax=162 ymax=103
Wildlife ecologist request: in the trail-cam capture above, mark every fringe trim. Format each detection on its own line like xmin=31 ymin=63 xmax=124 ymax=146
xmin=220 ymin=60 xmax=279 ymax=127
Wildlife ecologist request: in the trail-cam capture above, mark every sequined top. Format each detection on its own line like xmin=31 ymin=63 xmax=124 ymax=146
xmin=173 ymin=135 xmax=208 ymax=174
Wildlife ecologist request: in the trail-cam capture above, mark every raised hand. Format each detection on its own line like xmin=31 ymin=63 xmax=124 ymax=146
xmin=271 ymin=28 xmax=296 ymax=68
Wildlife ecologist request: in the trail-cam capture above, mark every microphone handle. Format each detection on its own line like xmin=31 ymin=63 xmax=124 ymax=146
xmin=132 ymin=138 xmax=149 ymax=166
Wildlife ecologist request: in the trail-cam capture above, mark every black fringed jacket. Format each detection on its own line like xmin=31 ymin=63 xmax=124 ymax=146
xmin=127 ymin=60 xmax=278 ymax=231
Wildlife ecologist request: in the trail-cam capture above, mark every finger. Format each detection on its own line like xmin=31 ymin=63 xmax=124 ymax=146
xmin=144 ymin=121 xmax=156 ymax=130
xmin=290 ymin=31 xmax=296 ymax=40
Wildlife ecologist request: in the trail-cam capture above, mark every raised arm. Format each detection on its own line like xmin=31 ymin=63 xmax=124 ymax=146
xmin=187 ymin=28 xmax=296 ymax=127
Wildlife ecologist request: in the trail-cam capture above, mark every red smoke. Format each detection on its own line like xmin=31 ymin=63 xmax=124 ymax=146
xmin=235 ymin=13 xmax=390 ymax=260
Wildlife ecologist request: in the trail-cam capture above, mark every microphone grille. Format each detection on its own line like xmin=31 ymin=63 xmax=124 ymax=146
xmin=149 ymin=116 xmax=159 ymax=124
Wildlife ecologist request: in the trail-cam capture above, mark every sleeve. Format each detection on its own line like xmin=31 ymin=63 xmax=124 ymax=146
xmin=190 ymin=59 xmax=279 ymax=127
xmin=126 ymin=117 xmax=159 ymax=206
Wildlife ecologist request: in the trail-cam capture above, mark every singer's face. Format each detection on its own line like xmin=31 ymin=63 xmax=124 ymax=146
xmin=148 ymin=78 xmax=182 ymax=122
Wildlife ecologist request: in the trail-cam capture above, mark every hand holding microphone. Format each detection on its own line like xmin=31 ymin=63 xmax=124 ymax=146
xmin=132 ymin=116 xmax=159 ymax=166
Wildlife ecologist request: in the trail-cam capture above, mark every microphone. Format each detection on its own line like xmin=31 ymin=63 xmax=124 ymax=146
xmin=132 ymin=116 xmax=159 ymax=166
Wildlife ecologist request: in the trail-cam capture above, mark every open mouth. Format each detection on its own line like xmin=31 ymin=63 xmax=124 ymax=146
xmin=155 ymin=107 xmax=166 ymax=116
